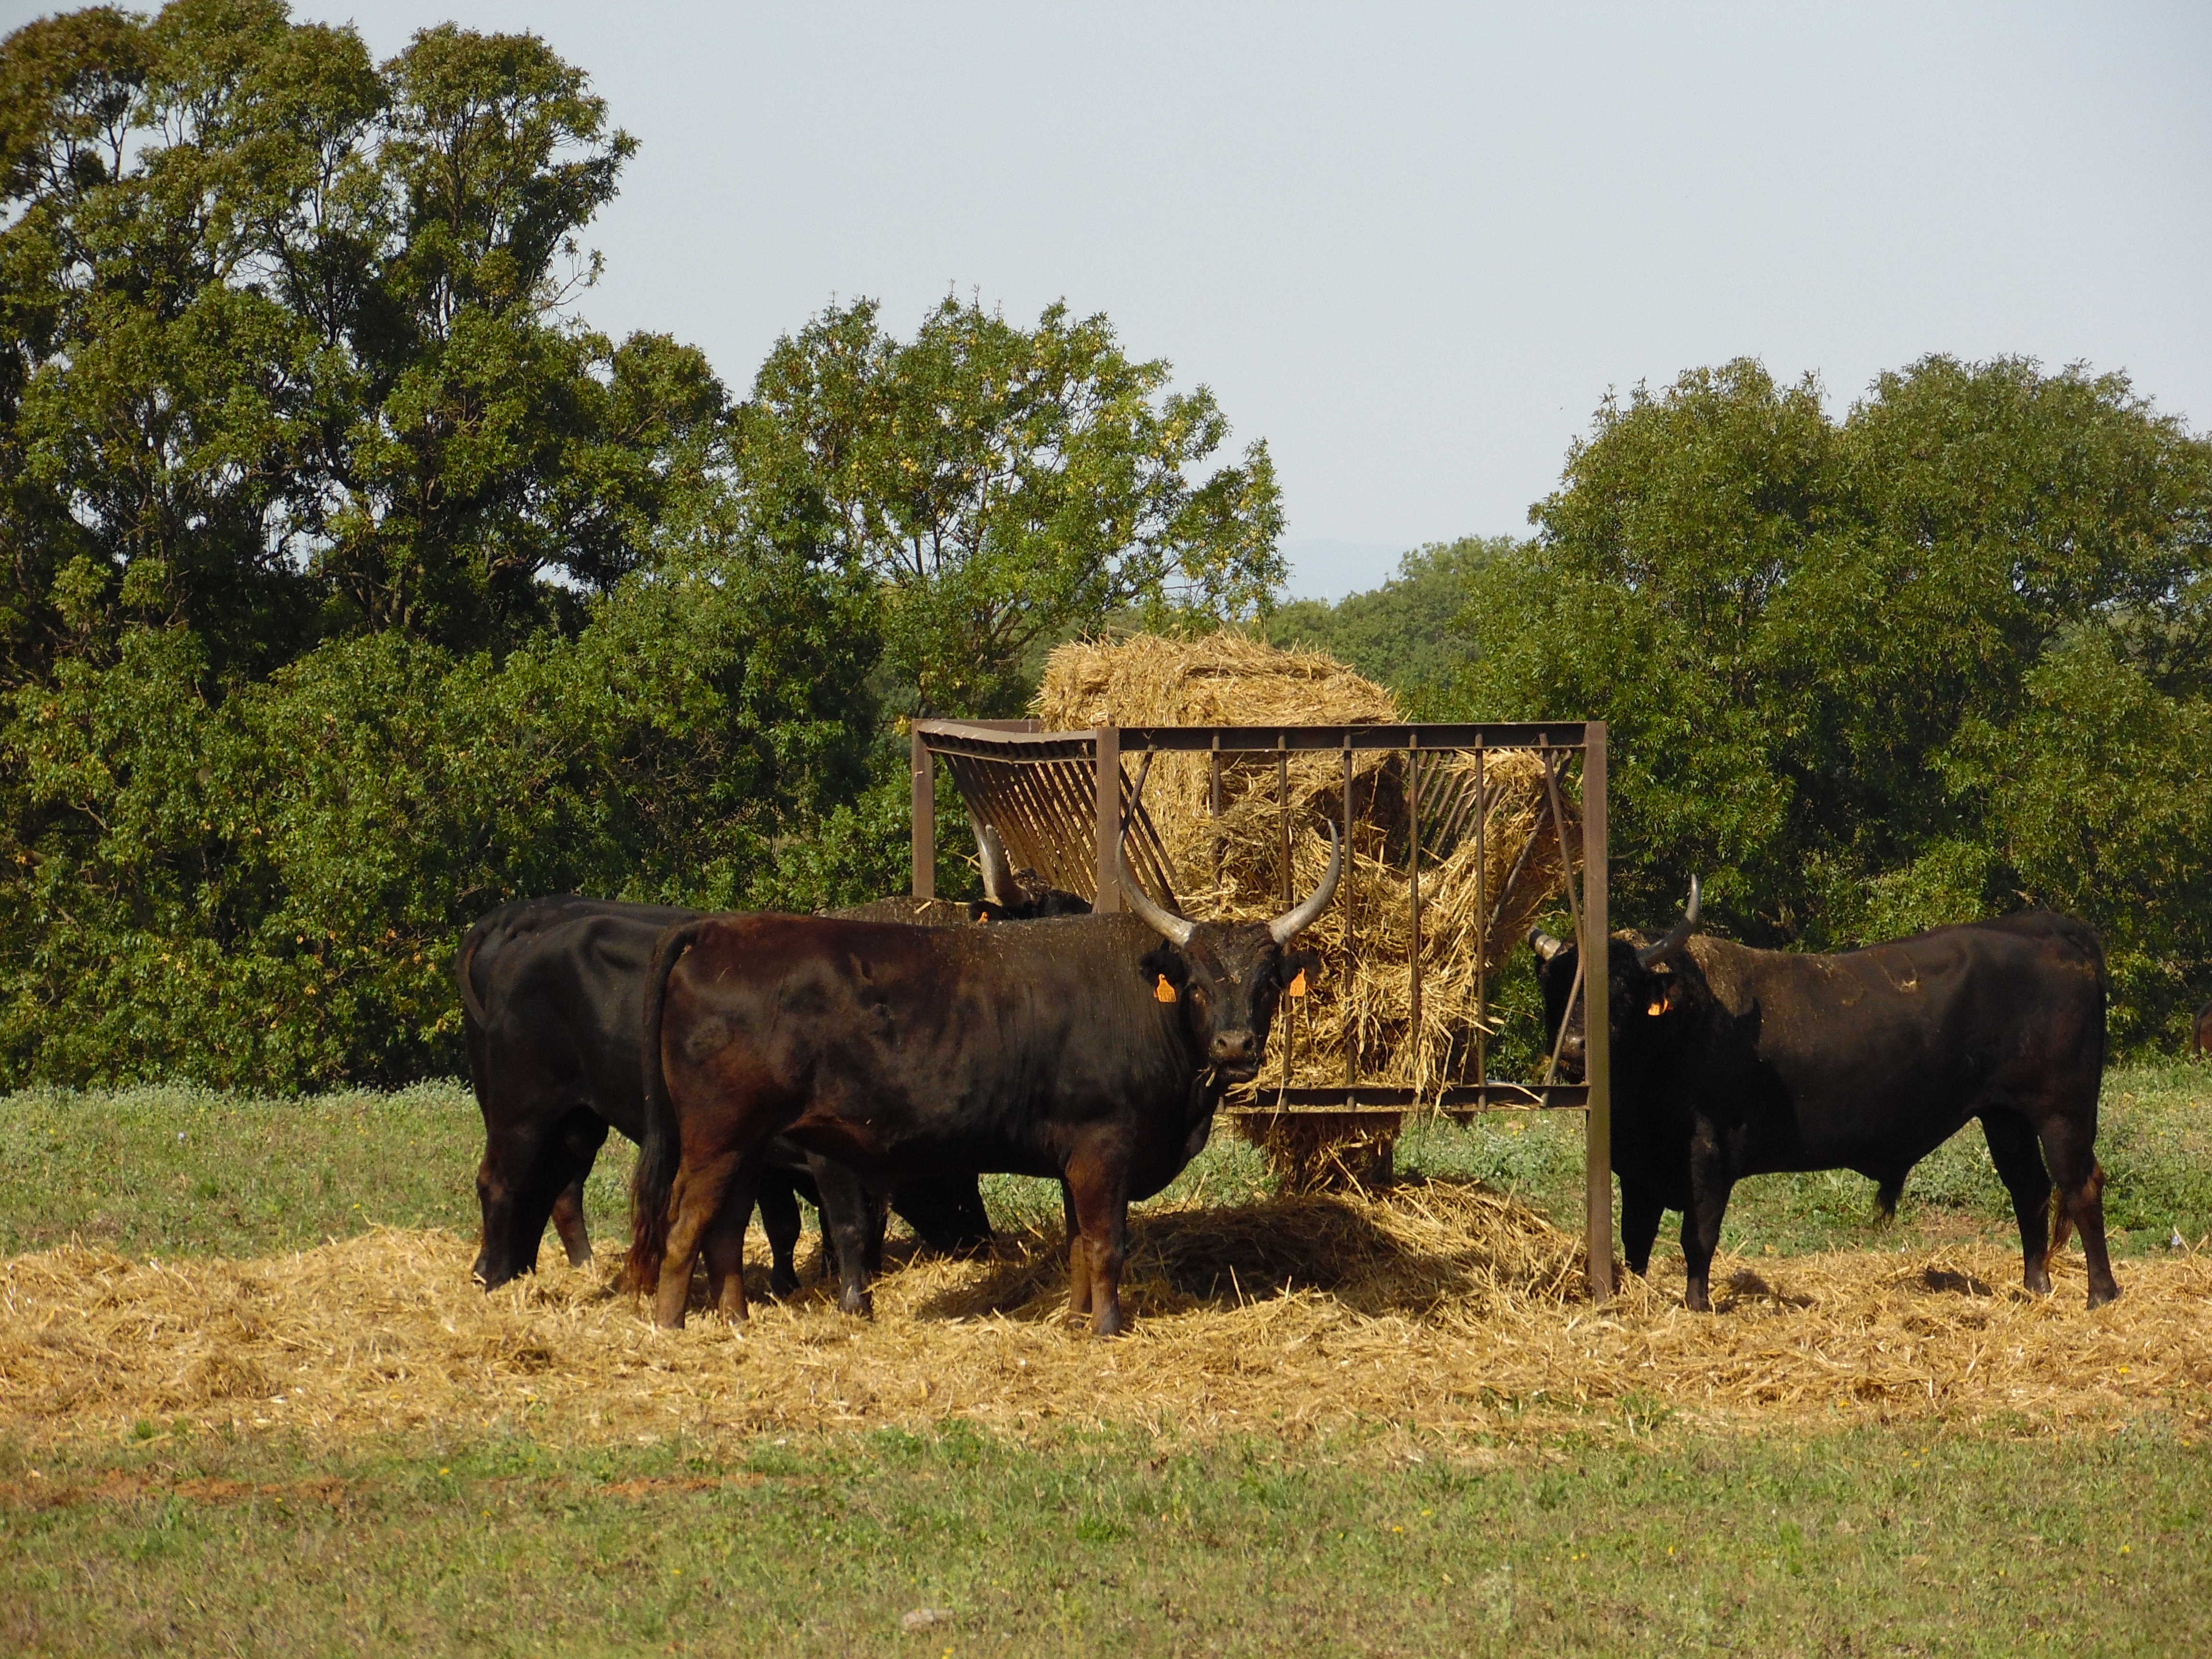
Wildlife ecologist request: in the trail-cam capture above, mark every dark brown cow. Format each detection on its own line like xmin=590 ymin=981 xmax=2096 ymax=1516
xmin=2192 ymin=998 xmax=2212 ymax=1060
xmin=630 ymin=827 xmax=1342 ymax=1334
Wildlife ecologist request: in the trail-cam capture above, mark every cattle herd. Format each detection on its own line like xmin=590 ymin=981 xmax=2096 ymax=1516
xmin=457 ymin=821 xmax=2124 ymax=1338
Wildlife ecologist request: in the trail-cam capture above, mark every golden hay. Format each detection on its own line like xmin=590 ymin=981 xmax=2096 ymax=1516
xmin=6 ymin=1188 xmax=2205 ymax=1455
xmin=1036 ymin=633 xmax=1579 ymax=1182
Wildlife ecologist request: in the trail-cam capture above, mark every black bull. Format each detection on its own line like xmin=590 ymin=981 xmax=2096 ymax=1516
xmin=630 ymin=828 xmax=1342 ymax=1335
xmin=1534 ymin=891 xmax=2118 ymax=1311
xmin=456 ymin=895 xmax=998 ymax=1297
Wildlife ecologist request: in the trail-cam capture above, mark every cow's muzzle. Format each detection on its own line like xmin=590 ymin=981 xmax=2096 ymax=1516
xmin=1210 ymin=1032 xmax=1260 ymax=1079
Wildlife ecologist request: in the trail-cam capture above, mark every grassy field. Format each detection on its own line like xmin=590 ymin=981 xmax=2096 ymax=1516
xmin=3 ymin=1063 xmax=2206 ymax=1265
xmin=6 ymin=1420 xmax=2208 ymax=1656
xmin=4 ymin=1067 xmax=2210 ymax=1655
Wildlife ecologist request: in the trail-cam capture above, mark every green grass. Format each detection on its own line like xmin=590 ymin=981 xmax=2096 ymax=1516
xmin=8 ymin=1073 xmax=2211 ymax=1652
xmin=5 ymin=1064 xmax=2207 ymax=1265
xmin=1399 ymin=1059 xmax=2212 ymax=1262
xmin=4 ymin=1421 xmax=2206 ymax=1656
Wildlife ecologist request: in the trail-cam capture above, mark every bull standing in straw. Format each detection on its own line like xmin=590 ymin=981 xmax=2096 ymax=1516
xmin=629 ymin=825 xmax=1343 ymax=1335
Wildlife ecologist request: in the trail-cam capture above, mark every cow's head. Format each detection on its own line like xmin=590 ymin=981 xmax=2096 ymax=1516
xmin=471 ymin=1107 xmax=606 ymax=1290
xmin=1117 ymin=823 xmax=1342 ymax=1084
xmin=969 ymin=817 xmax=1090 ymax=921
xmin=1530 ymin=877 xmax=1703 ymax=1082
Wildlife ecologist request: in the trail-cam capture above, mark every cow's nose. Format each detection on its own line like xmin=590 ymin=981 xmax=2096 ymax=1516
xmin=1210 ymin=1032 xmax=1255 ymax=1066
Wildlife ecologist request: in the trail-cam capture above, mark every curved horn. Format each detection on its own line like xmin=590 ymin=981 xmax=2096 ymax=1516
xmin=1268 ymin=819 xmax=1344 ymax=945
xmin=1114 ymin=826 xmax=1195 ymax=946
xmin=970 ymin=810 xmax=1016 ymax=908
xmin=1635 ymin=874 xmax=1702 ymax=967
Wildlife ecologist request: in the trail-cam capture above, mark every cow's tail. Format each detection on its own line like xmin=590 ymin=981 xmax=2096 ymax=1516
xmin=628 ymin=918 xmax=711 ymax=1298
xmin=2045 ymin=1159 xmax=2106 ymax=1265
xmin=454 ymin=916 xmax=495 ymax=1029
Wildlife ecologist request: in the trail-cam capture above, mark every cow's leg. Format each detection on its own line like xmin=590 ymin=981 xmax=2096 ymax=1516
xmin=1061 ymin=1179 xmax=1092 ymax=1319
xmin=656 ymin=1149 xmax=752 ymax=1330
xmin=1680 ymin=1123 xmax=1733 ymax=1313
xmin=1980 ymin=1106 xmax=2055 ymax=1297
xmin=2038 ymin=1115 xmax=2120 ymax=1309
xmin=806 ymin=1155 xmax=878 ymax=1317
xmin=550 ymin=1114 xmax=610 ymax=1268
xmin=1619 ymin=1178 xmax=1664 ymax=1279
xmin=1065 ymin=1150 xmax=1132 ymax=1337
xmin=757 ymin=1174 xmax=803 ymax=1298
xmin=701 ymin=1191 xmax=747 ymax=1320
xmin=548 ymin=1175 xmax=592 ymax=1267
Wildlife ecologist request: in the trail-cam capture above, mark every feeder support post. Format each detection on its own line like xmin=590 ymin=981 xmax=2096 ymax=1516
xmin=1583 ymin=722 xmax=1614 ymax=1300
xmin=912 ymin=726 xmax=935 ymax=900
xmin=1093 ymin=724 xmax=1122 ymax=913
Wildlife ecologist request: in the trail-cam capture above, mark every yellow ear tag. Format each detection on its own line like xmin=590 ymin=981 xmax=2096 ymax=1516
xmin=1286 ymin=969 xmax=1309 ymax=998
xmin=1155 ymin=975 xmax=1178 ymax=1003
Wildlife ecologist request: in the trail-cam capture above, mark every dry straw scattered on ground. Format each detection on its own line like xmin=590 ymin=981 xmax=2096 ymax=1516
xmin=1036 ymin=634 xmax=1578 ymax=1185
xmin=6 ymin=1182 xmax=2205 ymax=1455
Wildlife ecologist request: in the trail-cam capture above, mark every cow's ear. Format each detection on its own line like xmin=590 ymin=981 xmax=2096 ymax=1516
xmin=1281 ymin=946 xmax=1321 ymax=988
xmin=1645 ymin=975 xmax=1685 ymax=1018
xmin=1140 ymin=942 xmax=1188 ymax=989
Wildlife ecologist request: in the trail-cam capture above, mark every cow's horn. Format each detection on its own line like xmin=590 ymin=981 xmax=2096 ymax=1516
xmin=1268 ymin=819 xmax=1344 ymax=945
xmin=1529 ymin=928 xmax=1566 ymax=962
xmin=970 ymin=810 xmax=1016 ymax=908
xmin=1635 ymin=874 xmax=1701 ymax=967
xmin=1115 ymin=827 xmax=1196 ymax=946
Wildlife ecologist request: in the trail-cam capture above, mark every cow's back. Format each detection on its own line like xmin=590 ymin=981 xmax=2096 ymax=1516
xmin=1676 ymin=911 xmax=2104 ymax=1172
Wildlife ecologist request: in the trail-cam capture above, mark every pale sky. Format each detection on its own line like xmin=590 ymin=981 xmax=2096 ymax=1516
xmin=10 ymin=2 xmax=2209 ymax=599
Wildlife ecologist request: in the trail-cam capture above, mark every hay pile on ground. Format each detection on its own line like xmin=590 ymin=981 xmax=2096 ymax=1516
xmin=1038 ymin=634 xmax=1577 ymax=1180
xmin=6 ymin=1191 xmax=2205 ymax=1454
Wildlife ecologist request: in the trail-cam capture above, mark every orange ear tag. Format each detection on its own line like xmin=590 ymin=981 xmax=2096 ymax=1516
xmin=1286 ymin=969 xmax=1309 ymax=998
xmin=1647 ymin=998 xmax=1667 ymax=1016
xmin=1155 ymin=975 xmax=1178 ymax=1003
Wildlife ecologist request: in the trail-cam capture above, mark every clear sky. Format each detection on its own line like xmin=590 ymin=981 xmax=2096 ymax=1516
xmin=12 ymin=2 xmax=2208 ymax=599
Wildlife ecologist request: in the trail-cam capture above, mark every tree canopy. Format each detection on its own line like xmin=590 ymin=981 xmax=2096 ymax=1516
xmin=1456 ymin=355 xmax=2212 ymax=1046
xmin=739 ymin=296 xmax=1284 ymax=717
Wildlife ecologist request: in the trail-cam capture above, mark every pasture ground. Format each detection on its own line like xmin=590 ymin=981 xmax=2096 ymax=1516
xmin=3 ymin=1066 xmax=2210 ymax=1655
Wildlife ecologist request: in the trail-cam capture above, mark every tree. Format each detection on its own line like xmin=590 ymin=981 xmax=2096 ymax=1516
xmin=0 ymin=0 xmax=713 ymax=676
xmin=1456 ymin=355 xmax=2212 ymax=1047
xmin=0 ymin=3 xmax=882 ymax=1087
xmin=1265 ymin=536 xmax=1514 ymax=715
xmin=737 ymin=295 xmax=1285 ymax=716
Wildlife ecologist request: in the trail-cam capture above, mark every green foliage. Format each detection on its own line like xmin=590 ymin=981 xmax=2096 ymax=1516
xmin=3 ymin=539 xmax=878 ymax=1088
xmin=1457 ymin=356 xmax=2212 ymax=1048
xmin=1265 ymin=537 xmax=1513 ymax=715
xmin=738 ymin=295 xmax=1285 ymax=717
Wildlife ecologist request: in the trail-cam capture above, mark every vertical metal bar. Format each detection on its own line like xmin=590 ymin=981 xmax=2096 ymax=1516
xmin=1583 ymin=725 xmax=1614 ymax=1302
xmin=1342 ymin=740 xmax=1356 ymax=1086
xmin=911 ymin=727 xmax=935 ymax=900
xmin=1474 ymin=744 xmax=1487 ymax=1085
xmin=1210 ymin=736 xmax=1223 ymax=887
xmin=1094 ymin=726 xmax=1122 ymax=913
xmin=1276 ymin=736 xmax=1291 ymax=905
xmin=1407 ymin=735 xmax=1423 ymax=1065
xmin=1540 ymin=742 xmax=1583 ymax=948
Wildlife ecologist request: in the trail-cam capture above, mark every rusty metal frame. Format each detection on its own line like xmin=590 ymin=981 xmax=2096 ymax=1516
xmin=912 ymin=717 xmax=1614 ymax=1299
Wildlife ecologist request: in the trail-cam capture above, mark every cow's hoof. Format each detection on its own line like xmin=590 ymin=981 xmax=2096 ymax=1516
xmin=1683 ymin=1288 xmax=1712 ymax=1314
xmin=769 ymin=1270 xmax=799 ymax=1298
xmin=840 ymin=1291 xmax=874 ymax=1318
xmin=2023 ymin=1271 xmax=2052 ymax=1297
xmin=2087 ymin=1283 xmax=2122 ymax=1310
